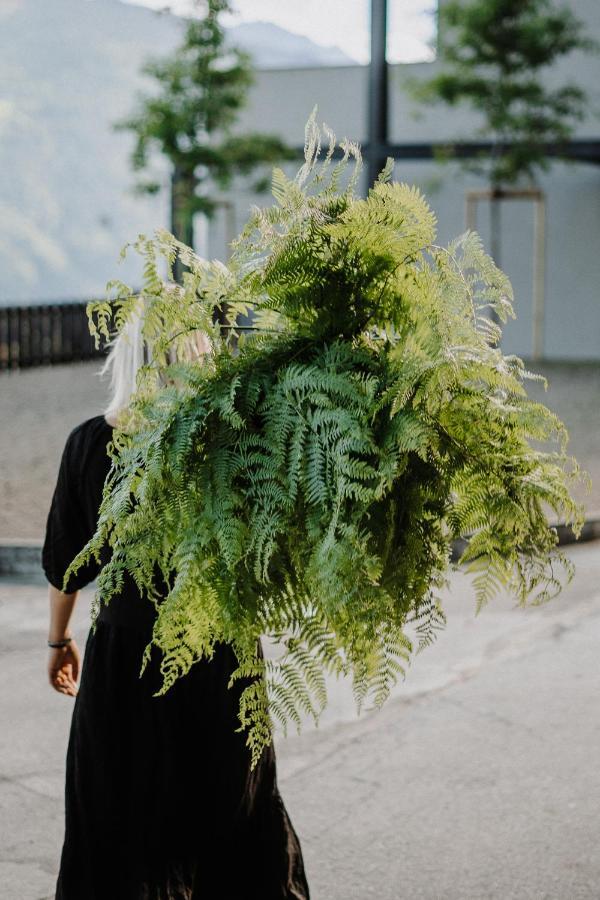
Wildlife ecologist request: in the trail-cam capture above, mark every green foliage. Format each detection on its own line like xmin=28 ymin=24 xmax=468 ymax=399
xmin=69 ymin=111 xmax=585 ymax=767
xmin=117 ymin=0 xmax=295 ymax=243
xmin=409 ymin=0 xmax=596 ymax=186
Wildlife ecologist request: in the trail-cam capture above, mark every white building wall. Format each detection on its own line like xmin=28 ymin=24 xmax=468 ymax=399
xmin=208 ymin=0 xmax=600 ymax=361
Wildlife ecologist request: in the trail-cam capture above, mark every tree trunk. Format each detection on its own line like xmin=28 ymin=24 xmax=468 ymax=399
xmin=170 ymin=167 xmax=226 ymax=333
xmin=170 ymin=167 xmax=196 ymax=284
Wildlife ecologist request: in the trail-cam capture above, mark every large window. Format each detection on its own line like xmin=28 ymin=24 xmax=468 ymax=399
xmin=126 ymin=0 xmax=438 ymax=66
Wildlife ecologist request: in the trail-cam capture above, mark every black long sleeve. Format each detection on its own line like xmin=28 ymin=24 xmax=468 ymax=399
xmin=42 ymin=415 xmax=113 ymax=593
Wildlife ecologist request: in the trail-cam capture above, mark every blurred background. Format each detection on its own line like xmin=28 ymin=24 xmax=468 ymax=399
xmin=0 ymin=3 xmax=599 ymax=898
xmin=0 ymin=0 xmax=598 ymax=540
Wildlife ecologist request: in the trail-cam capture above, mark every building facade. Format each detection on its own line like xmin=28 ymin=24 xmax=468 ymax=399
xmin=207 ymin=0 xmax=600 ymax=361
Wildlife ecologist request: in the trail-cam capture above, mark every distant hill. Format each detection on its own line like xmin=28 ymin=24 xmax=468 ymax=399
xmin=226 ymin=21 xmax=355 ymax=69
xmin=0 ymin=0 xmax=355 ymax=303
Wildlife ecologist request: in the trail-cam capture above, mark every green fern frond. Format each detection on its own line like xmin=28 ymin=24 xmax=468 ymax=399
xmin=71 ymin=113 xmax=587 ymax=768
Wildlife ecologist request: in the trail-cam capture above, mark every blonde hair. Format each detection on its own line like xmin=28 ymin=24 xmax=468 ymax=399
xmin=101 ymin=304 xmax=211 ymax=421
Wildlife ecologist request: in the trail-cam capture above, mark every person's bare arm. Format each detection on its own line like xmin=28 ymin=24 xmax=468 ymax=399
xmin=47 ymin=585 xmax=81 ymax=697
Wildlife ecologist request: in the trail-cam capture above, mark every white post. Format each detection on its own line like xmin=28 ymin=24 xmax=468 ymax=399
xmin=532 ymin=193 xmax=546 ymax=361
xmin=465 ymin=191 xmax=477 ymax=231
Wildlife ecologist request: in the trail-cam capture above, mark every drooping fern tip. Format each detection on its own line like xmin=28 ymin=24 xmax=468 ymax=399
xmin=67 ymin=108 xmax=587 ymax=768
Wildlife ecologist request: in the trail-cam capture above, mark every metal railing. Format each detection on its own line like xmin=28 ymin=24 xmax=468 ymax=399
xmin=0 ymin=302 xmax=104 ymax=371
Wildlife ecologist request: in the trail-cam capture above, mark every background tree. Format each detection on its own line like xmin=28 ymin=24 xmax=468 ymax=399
xmin=119 ymin=0 xmax=296 ymax=281
xmin=409 ymin=0 xmax=595 ymax=270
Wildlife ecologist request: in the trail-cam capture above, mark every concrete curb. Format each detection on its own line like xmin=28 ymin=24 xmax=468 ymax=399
xmin=0 ymin=539 xmax=43 ymax=578
xmin=1 ymin=516 xmax=599 ymax=579
xmin=450 ymin=515 xmax=600 ymax=562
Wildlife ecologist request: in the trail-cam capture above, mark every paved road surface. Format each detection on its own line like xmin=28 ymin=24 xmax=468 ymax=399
xmin=1 ymin=541 xmax=599 ymax=899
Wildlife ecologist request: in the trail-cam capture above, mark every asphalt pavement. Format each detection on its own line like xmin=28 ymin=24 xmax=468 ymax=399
xmin=1 ymin=541 xmax=599 ymax=900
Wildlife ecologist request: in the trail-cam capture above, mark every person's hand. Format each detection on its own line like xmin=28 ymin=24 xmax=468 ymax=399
xmin=48 ymin=640 xmax=80 ymax=697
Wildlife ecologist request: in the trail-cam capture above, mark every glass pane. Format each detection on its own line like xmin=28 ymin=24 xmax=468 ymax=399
xmin=387 ymin=0 xmax=437 ymax=64
xmin=223 ymin=0 xmax=370 ymax=66
xmin=125 ymin=2 xmax=437 ymax=67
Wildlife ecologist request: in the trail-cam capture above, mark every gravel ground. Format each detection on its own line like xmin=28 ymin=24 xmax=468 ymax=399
xmin=0 ymin=359 xmax=598 ymax=541
xmin=0 ymin=361 xmax=107 ymax=540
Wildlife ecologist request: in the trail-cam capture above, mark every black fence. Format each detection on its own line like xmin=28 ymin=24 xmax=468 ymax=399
xmin=0 ymin=302 xmax=105 ymax=371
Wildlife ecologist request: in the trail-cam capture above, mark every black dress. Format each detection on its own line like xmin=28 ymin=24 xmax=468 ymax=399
xmin=43 ymin=415 xmax=310 ymax=900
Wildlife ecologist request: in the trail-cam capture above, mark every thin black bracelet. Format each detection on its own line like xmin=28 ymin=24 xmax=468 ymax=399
xmin=47 ymin=637 xmax=73 ymax=649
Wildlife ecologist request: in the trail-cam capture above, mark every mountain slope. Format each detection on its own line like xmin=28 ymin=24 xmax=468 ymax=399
xmin=226 ymin=21 xmax=355 ymax=68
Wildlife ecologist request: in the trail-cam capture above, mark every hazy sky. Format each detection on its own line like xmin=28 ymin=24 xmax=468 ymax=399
xmin=123 ymin=0 xmax=436 ymax=64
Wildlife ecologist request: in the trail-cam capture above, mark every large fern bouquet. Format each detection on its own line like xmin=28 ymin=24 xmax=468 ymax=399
xmin=70 ymin=111 xmax=584 ymax=765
